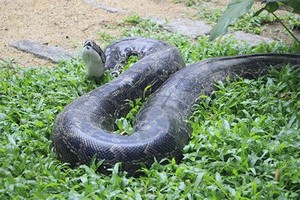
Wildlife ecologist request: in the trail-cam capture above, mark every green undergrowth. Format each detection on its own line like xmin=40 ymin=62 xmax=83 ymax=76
xmin=187 ymin=66 xmax=300 ymax=199
xmin=1 ymin=57 xmax=299 ymax=199
xmin=1 ymin=18 xmax=300 ymax=199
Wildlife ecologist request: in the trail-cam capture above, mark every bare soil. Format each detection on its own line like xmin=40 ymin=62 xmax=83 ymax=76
xmin=0 ymin=0 xmax=200 ymax=67
xmin=0 ymin=0 xmax=297 ymax=67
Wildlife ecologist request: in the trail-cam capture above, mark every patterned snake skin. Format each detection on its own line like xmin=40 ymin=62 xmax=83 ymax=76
xmin=52 ymin=37 xmax=300 ymax=174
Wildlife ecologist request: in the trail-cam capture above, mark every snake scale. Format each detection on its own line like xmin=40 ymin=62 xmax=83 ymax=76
xmin=52 ymin=37 xmax=300 ymax=174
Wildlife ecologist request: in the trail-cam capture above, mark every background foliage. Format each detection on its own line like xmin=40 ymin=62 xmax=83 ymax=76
xmin=210 ymin=0 xmax=300 ymax=45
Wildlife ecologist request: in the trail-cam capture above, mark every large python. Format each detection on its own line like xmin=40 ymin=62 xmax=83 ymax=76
xmin=52 ymin=37 xmax=300 ymax=174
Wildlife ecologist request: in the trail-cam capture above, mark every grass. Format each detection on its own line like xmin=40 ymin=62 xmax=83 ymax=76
xmin=1 ymin=13 xmax=300 ymax=199
xmin=187 ymin=67 xmax=300 ymax=199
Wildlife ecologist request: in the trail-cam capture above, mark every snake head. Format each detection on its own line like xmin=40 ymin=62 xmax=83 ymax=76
xmin=82 ymin=40 xmax=106 ymax=63
xmin=82 ymin=40 xmax=106 ymax=79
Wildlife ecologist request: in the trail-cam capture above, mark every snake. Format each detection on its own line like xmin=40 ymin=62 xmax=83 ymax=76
xmin=52 ymin=37 xmax=300 ymax=174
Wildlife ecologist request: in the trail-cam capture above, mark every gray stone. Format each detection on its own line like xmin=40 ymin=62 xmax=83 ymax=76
xmin=10 ymin=40 xmax=75 ymax=63
xmin=84 ymin=0 xmax=123 ymax=13
xmin=146 ymin=17 xmax=167 ymax=25
xmin=231 ymin=31 xmax=274 ymax=46
xmin=164 ymin=18 xmax=212 ymax=38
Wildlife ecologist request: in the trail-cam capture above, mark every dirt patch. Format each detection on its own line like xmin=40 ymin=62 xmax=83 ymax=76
xmin=0 ymin=0 xmax=200 ymax=67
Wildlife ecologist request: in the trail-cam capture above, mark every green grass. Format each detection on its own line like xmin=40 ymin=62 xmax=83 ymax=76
xmin=187 ymin=67 xmax=300 ymax=199
xmin=1 ymin=15 xmax=300 ymax=199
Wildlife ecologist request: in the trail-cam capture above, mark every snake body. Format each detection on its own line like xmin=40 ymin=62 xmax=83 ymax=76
xmin=52 ymin=37 xmax=300 ymax=174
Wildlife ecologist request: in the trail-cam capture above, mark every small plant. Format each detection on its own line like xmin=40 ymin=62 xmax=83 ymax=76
xmin=115 ymin=98 xmax=143 ymax=135
xmin=115 ymin=82 xmax=152 ymax=135
xmin=97 ymin=32 xmax=116 ymax=47
xmin=124 ymin=13 xmax=143 ymax=24
xmin=120 ymin=55 xmax=139 ymax=74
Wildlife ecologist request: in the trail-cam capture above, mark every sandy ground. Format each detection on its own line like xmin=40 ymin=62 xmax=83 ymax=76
xmin=0 ymin=0 xmax=208 ymax=67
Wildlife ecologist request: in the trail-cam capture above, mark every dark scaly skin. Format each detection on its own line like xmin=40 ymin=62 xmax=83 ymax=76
xmin=52 ymin=37 xmax=300 ymax=174
xmin=52 ymin=38 xmax=186 ymax=173
xmin=103 ymin=37 xmax=174 ymax=75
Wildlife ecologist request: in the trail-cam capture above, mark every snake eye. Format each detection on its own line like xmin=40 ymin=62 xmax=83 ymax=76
xmin=84 ymin=40 xmax=93 ymax=47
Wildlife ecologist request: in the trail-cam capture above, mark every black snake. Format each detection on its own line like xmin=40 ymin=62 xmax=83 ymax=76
xmin=52 ymin=37 xmax=300 ymax=174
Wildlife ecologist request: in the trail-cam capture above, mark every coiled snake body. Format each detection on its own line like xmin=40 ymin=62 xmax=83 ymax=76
xmin=52 ymin=37 xmax=300 ymax=174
